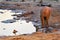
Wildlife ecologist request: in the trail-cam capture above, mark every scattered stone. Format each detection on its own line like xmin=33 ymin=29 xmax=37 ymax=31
xmin=13 ymin=30 xmax=18 ymax=35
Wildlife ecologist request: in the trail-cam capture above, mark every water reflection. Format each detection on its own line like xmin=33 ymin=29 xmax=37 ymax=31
xmin=0 ymin=9 xmax=36 ymax=36
xmin=1 ymin=19 xmax=16 ymax=23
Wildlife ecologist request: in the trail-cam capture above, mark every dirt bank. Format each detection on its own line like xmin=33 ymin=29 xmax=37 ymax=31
xmin=0 ymin=32 xmax=60 ymax=40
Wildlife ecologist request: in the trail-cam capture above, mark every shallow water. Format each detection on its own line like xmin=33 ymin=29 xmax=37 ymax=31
xmin=0 ymin=9 xmax=36 ymax=36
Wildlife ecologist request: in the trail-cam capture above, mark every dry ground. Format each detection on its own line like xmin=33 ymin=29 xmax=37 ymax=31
xmin=0 ymin=32 xmax=60 ymax=40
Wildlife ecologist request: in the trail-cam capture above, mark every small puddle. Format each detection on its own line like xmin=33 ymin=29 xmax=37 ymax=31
xmin=0 ymin=9 xmax=36 ymax=36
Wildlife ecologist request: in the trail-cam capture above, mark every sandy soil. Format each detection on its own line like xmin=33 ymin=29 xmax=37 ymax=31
xmin=0 ymin=32 xmax=60 ymax=40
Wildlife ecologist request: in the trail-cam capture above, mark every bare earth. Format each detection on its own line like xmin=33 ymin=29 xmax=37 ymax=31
xmin=0 ymin=32 xmax=60 ymax=40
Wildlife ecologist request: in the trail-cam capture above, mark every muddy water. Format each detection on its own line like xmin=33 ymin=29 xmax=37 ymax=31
xmin=0 ymin=9 xmax=36 ymax=36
